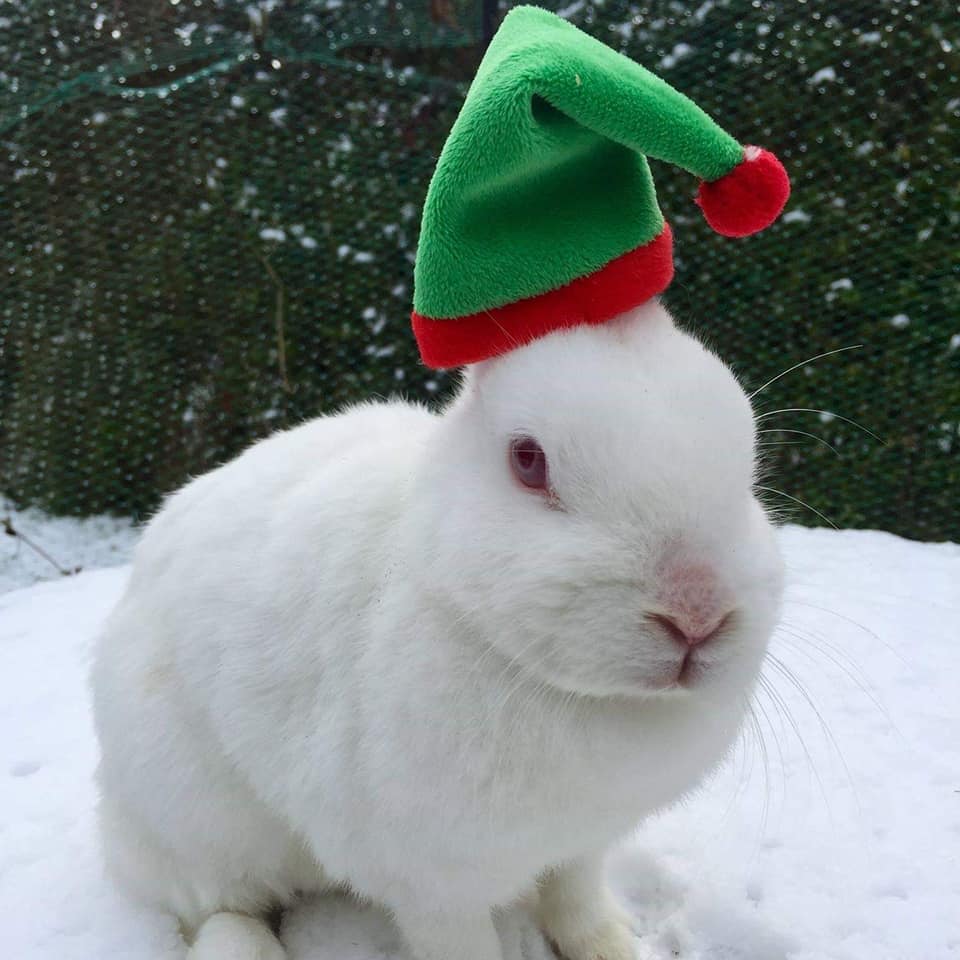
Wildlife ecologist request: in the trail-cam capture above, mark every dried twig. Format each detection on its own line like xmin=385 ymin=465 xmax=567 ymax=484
xmin=2 ymin=516 xmax=81 ymax=577
xmin=256 ymin=253 xmax=292 ymax=393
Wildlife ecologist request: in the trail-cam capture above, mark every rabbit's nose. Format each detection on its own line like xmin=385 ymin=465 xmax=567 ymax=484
xmin=651 ymin=559 xmax=733 ymax=647
xmin=647 ymin=610 xmax=730 ymax=647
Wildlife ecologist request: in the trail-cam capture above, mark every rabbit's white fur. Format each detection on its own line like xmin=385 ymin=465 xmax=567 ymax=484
xmin=92 ymin=301 xmax=784 ymax=960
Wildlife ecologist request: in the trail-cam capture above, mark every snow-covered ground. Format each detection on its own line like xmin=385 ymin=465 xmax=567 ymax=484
xmin=0 ymin=497 xmax=138 ymax=594
xmin=1 ymin=522 xmax=958 ymax=960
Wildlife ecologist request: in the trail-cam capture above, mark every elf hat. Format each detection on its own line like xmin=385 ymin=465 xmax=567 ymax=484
xmin=411 ymin=5 xmax=790 ymax=369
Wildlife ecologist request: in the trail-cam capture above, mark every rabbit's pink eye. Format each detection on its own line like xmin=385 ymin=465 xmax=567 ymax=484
xmin=509 ymin=436 xmax=548 ymax=490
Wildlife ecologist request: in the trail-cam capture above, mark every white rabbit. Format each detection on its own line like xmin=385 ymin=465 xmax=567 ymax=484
xmin=91 ymin=300 xmax=784 ymax=960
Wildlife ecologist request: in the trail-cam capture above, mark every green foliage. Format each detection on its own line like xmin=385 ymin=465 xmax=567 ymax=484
xmin=1 ymin=0 xmax=957 ymax=538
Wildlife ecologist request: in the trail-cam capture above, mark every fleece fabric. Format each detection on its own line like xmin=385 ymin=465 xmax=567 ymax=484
xmin=411 ymin=4 xmax=789 ymax=367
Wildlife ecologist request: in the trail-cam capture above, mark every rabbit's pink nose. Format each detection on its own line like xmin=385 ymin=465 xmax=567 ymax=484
xmin=648 ymin=611 xmax=729 ymax=647
xmin=652 ymin=560 xmax=732 ymax=647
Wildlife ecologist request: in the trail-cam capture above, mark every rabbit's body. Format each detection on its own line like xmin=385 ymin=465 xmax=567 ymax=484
xmin=92 ymin=303 xmax=784 ymax=960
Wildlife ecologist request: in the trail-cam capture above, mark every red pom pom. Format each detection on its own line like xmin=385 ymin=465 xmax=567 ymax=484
xmin=695 ymin=146 xmax=790 ymax=238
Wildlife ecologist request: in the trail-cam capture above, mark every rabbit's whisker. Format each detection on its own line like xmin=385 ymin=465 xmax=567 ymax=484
xmin=764 ymin=649 xmax=857 ymax=813
xmin=757 ymin=427 xmax=841 ymax=457
xmin=755 ymin=485 xmax=839 ymax=530
xmin=759 ymin=667 xmax=828 ymax=805
xmin=775 ymin=621 xmax=889 ymax=720
xmin=743 ymin=700 xmax=772 ymax=838
xmin=748 ymin=685 xmax=784 ymax=828
xmin=755 ymin=407 xmax=884 ymax=445
xmin=747 ymin=344 xmax=863 ymax=401
xmin=782 ymin=597 xmax=899 ymax=658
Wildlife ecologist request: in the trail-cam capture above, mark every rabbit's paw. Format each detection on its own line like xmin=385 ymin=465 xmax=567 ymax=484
xmin=544 ymin=911 xmax=637 ymax=960
xmin=536 ymin=857 xmax=637 ymax=960
xmin=187 ymin=912 xmax=286 ymax=960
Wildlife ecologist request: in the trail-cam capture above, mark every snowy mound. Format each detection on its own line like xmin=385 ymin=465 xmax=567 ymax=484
xmin=1 ymin=527 xmax=958 ymax=959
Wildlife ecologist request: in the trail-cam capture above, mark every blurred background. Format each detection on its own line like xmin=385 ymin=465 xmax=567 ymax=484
xmin=1 ymin=0 xmax=957 ymax=541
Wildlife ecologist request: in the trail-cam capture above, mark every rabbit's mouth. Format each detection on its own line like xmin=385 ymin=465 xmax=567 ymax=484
xmin=660 ymin=648 xmax=729 ymax=692
xmin=604 ymin=627 xmax=765 ymax=699
xmin=483 ymin=607 xmax=766 ymax=703
xmin=626 ymin=652 xmax=714 ymax=695
xmin=529 ymin=644 xmax=753 ymax=702
xmin=676 ymin=649 xmax=698 ymax=687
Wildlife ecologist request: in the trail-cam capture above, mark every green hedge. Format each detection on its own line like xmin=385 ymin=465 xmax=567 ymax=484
xmin=1 ymin=1 xmax=957 ymax=539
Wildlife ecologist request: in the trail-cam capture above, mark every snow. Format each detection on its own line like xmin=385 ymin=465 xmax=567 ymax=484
xmin=607 ymin=20 xmax=634 ymax=43
xmin=659 ymin=43 xmax=693 ymax=70
xmin=824 ymin=279 xmax=854 ymax=304
xmin=556 ymin=0 xmax=586 ymax=19
xmin=693 ymin=0 xmax=716 ymax=21
xmin=174 ymin=22 xmax=198 ymax=45
xmin=2 ymin=523 xmax=959 ymax=959
xmin=809 ymin=67 xmax=837 ymax=84
xmin=889 ymin=314 xmax=910 ymax=329
xmin=782 ymin=209 xmax=812 ymax=225
xmin=0 ymin=498 xmax=137 ymax=594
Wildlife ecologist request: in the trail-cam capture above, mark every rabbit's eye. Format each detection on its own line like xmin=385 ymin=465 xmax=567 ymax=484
xmin=509 ymin=436 xmax=548 ymax=491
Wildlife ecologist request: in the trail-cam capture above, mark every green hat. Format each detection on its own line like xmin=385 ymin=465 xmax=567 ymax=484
xmin=411 ymin=5 xmax=790 ymax=368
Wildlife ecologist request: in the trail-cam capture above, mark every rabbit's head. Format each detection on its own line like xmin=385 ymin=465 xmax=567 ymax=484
xmin=413 ymin=301 xmax=783 ymax=704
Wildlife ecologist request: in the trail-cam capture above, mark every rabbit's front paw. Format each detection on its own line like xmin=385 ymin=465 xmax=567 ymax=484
xmin=536 ymin=857 xmax=637 ymax=960
xmin=545 ymin=912 xmax=637 ymax=960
